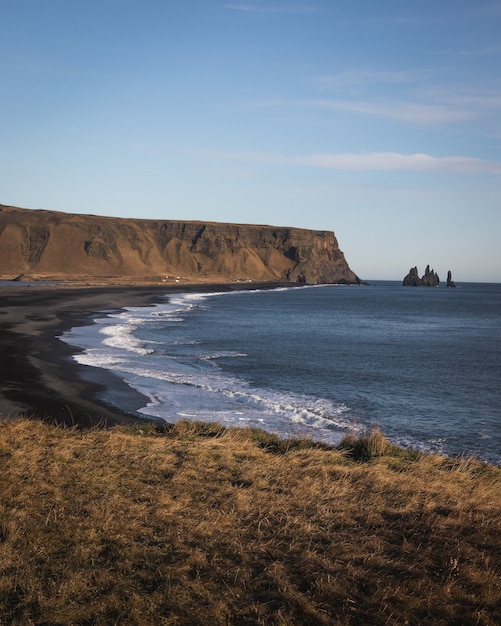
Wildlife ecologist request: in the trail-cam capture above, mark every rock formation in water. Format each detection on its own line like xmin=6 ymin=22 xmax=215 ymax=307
xmin=403 ymin=265 xmax=440 ymax=286
xmin=447 ymin=270 xmax=456 ymax=288
xmin=0 ymin=204 xmax=362 ymax=285
xmin=421 ymin=265 xmax=440 ymax=287
xmin=403 ymin=266 xmax=422 ymax=286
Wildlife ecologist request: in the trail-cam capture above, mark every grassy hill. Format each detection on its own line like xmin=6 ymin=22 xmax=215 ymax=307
xmin=0 ymin=418 xmax=500 ymax=625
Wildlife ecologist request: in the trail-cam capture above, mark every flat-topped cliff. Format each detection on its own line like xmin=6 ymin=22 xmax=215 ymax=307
xmin=0 ymin=204 xmax=361 ymax=285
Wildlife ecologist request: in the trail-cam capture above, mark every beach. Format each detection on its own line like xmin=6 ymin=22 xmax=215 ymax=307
xmin=0 ymin=284 xmax=167 ymax=426
xmin=0 ymin=282 xmax=290 ymax=427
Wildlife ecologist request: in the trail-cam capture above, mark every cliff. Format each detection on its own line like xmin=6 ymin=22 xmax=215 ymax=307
xmin=0 ymin=204 xmax=361 ymax=285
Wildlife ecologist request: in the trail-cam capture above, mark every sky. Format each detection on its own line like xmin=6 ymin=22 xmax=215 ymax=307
xmin=1 ymin=0 xmax=500 ymax=282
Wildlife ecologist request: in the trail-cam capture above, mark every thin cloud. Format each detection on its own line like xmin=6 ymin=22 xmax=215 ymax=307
xmin=244 ymin=97 xmax=472 ymax=125
xmin=316 ymin=71 xmax=416 ymax=88
xmin=315 ymin=69 xmax=440 ymax=89
xmin=459 ymin=45 xmax=501 ymax=56
xmin=198 ymin=149 xmax=501 ymax=175
xmin=0 ymin=62 xmax=95 ymax=77
xmin=294 ymin=152 xmax=501 ymax=174
xmin=417 ymin=86 xmax=501 ymax=111
xmin=428 ymin=45 xmax=501 ymax=57
xmin=309 ymin=69 xmax=492 ymax=126
xmin=289 ymin=98 xmax=475 ymax=125
xmin=221 ymin=4 xmax=317 ymax=14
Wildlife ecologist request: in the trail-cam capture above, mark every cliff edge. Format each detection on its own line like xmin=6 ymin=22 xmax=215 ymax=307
xmin=0 ymin=204 xmax=361 ymax=285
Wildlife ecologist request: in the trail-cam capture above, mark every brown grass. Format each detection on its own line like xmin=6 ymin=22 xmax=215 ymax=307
xmin=0 ymin=418 xmax=500 ymax=625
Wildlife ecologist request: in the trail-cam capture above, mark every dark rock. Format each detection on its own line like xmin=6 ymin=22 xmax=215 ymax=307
xmin=403 ymin=265 xmax=440 ymax=287
xmin=421 ymin=264 xmax=440 ymax=287
xmin=403 ymin=267 xmax=422 ymax=286
xmin=447 ymin=270 xmax=456 ymax=288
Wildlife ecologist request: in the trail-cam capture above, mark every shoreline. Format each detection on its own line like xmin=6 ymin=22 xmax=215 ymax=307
xmin=0 ymin=281 xmax=293 ymax=427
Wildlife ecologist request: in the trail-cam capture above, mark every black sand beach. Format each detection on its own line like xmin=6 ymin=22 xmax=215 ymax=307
xmin=0 ymin=285 xmax=172 ymax=426
xmin=0 ymin=282 xmax=289 ymax=427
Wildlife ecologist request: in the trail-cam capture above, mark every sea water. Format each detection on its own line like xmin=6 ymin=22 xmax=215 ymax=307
xmin=61 ymin=282 xmax=501 ymax=464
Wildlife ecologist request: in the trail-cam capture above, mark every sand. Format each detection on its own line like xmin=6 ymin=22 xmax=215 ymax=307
xmin=0 ymin=282 xmax=288 ymax=427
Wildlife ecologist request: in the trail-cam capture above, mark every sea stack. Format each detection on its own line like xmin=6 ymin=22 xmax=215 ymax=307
xmin=421 ymin=265 xmax=439 ymax=287
xmin=447 ymin=270 xmax=456 ymax=288
xmin=403 ymin=267 xmax=422 ymax=286
xmin=403 ymin=265 xmax=440 ymax=287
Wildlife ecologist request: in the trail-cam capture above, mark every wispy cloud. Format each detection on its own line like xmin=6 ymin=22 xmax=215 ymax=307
xmin=247 ymin=96 xmax=475 ymax=126
xmin=198 ymin=149 xmax=501 ymax=175
xmin=428 ymin=44 xmax=501 ymax=57
xmin=294 ymin=152 xmax=501 ymax=174
xmin=417 ymin=86 xmax=501 ymax=111
xmin=315 ymin=69 xmax=440 ymax=89
xmin=221 ymin=4 xmax=317 ymax=14
xmin=307 ymin=66 xmax=501 ymax=125
xmin=305 ymin=98 xmax=476 ymax=125
xmin=0 ymin=62 xmax=95 ymax=77
xmin=251 ymin=68 xmax=501 ymax=126
xmin=459 ymin=45 xmax=501 ymax=56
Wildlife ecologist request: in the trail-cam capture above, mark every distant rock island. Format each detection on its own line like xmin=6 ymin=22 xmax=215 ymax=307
xmin=446 ymin=270 xmax=456 ymax=288
xmin=0 ymin=204 xmax=362 ymax=285
xmin=403 ymin=265 xmax=440 ymax=287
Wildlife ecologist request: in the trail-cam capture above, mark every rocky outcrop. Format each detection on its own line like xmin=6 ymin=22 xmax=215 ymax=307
xmin=0 ymin=204 xmax=362 ymax=285
xmin=447 ymin=270 xmax=456 ymax=288
xmin=403 ymin=265 xmax=439 ymax=286
xmin=403 ymin=267 xmax=422 ymax=286
xmin=421 ymin=265 xmax=439 ymax=287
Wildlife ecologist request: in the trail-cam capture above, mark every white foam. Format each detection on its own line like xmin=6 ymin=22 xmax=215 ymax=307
xmin=70 ymin=292 xmax=212 ymax=358
xmin=73 ymin=350 xmax=126 ymax=368
xmin=199 ymin=351 xmax=248 ymax=361
xmin=61 ymin=288 xmax=357 ymax=445
xmin=125 ymin=360 xmax=356 ymax=442
xmin=100 ymin=322 xmax=153 ymax=355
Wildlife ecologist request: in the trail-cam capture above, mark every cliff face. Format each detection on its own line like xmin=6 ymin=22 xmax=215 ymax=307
xmin=0 ymin=204 xmax=361 ymax=285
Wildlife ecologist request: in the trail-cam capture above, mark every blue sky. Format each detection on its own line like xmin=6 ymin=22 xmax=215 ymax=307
xmin=1 ymin=0 xmax=500 ymax=281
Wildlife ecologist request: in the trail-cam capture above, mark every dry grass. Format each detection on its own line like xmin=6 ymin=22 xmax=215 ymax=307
xmin=0 ymin=418 xmax=500 ymax=625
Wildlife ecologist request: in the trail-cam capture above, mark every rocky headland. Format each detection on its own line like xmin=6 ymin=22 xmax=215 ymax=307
xmin=0 ymin=204 xmax=361 ymax=285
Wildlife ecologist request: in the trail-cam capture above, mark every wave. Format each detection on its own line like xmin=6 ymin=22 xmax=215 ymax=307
xmin=199 ymin=351 xmax=248 ymax=361
xmin=131 ymin=368 xmax=356 ymax=444
xmin=62 ymin=292 xmax=358 ymax=444
xmin=100 ymin=321 xmax=154 ymax=355
xmin=60 ymin=285 xmax=501 ymax=465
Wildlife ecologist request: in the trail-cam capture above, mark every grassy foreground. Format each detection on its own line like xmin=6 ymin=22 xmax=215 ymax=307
xmin=0 ymin=419 xmax=500 ymax=625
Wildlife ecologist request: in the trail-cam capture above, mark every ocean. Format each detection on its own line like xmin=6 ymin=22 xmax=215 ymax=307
xmin=61 ymin=281 xmax=501 ymax=465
